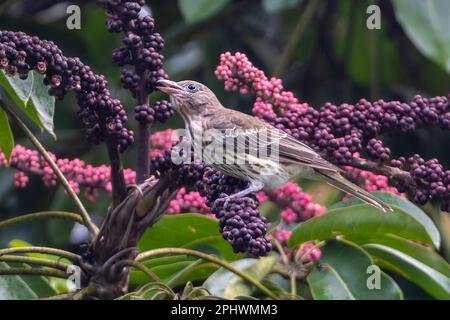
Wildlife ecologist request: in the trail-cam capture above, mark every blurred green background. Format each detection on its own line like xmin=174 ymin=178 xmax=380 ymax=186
xmin=0 ymin=0 xmax=450 ymax=253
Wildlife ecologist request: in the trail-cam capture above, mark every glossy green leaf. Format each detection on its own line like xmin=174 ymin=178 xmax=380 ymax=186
xmin=363 ymin=244 xmax=450 ymax=300
xmin=203 ymin=257 xmax=275 ymax=299
xmin=329 ymin=191 xmax=440 ymax=248
xmin=0 ymin=70 xmax=33 ymax=107
xmin=288 ymin=203 xmax=437 ymax=249
xmin=391 ymin=0 xmax=450 ymax=72
xmin=318 ymin=240 xmax=402 ymax=299
xmin=178 ymin=0 xmax=230 ymax=23
xmin=0 ymin=107 xmax=14 ymax=161
xmin=0 ymin=71 xmax=55 ymax=137
xmin=3 ymin=261 xmax=56 ymax=298
xmin=139 ymin=214 xmax=237 ymax=260
xmin=307 ymin=263 xmax=355 ymax=300
xmin=0 ymin=262 xmax=38 ymax=300
xmin=27 ymin=73 xmax=55 ymax=138
xmin=0 ymin=261 xmax=56 ymax=299
xmin=352 ymin=234 xmax=450 ymax=278
xmin=131 ymin=259 xmax=218 ymax=287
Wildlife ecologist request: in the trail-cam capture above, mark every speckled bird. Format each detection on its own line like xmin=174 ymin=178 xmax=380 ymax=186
xmin=157 ymin=79 xmax=391 ymax=212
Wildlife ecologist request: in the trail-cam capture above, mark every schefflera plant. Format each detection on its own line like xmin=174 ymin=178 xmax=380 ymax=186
xmin=0 ymin=0 xmax=448 ymax=300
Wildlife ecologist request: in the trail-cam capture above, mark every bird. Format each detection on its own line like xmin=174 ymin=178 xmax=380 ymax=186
xmin=156 ymin=79 xmax=391 ymax=212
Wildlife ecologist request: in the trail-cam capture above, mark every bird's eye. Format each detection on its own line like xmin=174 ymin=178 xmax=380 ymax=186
xmin=185 ymin=83 xmax=199 ymax=93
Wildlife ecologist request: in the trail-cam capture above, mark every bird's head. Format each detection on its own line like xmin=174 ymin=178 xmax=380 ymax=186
xmin=156 ymin=79 xmax=222 ymax=118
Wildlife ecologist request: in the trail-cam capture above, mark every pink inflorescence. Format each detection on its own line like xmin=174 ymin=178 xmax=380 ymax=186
xmin=215 ymin=51 xmax=450 ymax=211
xmin=0 ymin=145 xmax=136 ymax=201
xmin=149 ymin=128 xmax=178 ymax=158
xmin=299 ymin=242 xmax=322 ymax=263
xmin=167 ymin=187 xmax=210 ymax=215
xmin=266 ymin=183 xmax=326 ymax=225
xmin=270 ymin=226 xmax=321 ymax=263
xmin=270 ymin=226 xmax=292 ymax=244
xmin=344 ymin=166 xmax=400 ymax=195
xmin=215 ymin=52 xmax=309 ymax=114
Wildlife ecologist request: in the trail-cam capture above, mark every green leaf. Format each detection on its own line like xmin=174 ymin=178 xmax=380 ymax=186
xmin=352 ymin=234 xmax=450 ymax=278
xmin=0 ymin=262 xmax=38 ymax=300
xmin=178 ymin=0 xmax=230 ymax=24
xmin=134 ymin=214 xmax=240 ymax=286
xmin=3 ymin=262 xmax=56 ymax=298
xmin=139 ymin=214 xmax=237 ymax=260
xmin=329 ymin=192 xmax=441 ymax=248
xmin=0 ymin=70 xmax=33 ymax=107
xmin=203 ymin=257 xmax=275 ymax=299
xmin=0 ymin=71 xmax=55 ymax=138
xmin=0 ymin=107 xmax=14 ymax=161
xmin=27 ymin=73 xmax=55 ymax=138
xmin=262 ymin=0 xmax=302 ymax=13
xmin=363 ymin=244 xmax=450 ymax=299
xmin=288 ymin=202 xmax=438 ymax=249
xmin=391 ymin=0 xmax=450 ymax=72
xmin=318 ymin=240 xmax=403 ymax=300
xmin=307 ymin=263 xmax=355 ymax=300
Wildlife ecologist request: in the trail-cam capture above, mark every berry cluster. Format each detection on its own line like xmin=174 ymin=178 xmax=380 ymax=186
xmin=151 ymin=152 xmax=272 ymax=256
xmin=98 ymin=0 xmax=170 ymax=124
xmin=0 ymin=31 xmax=133 ymax=152
xmin=215 ymin=52 xmax=450 ymax=211
xmin=213 ymin=196 xmax=272 ymax=256
xmin=153 ymin=100 xmax=174 ymax=123
xmin=1 ymin=145 xmax=136 ymax=201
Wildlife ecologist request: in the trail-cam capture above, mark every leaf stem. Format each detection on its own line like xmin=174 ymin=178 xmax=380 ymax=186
xmin=115 ymin=259 xmax=162 ymax=283
xmin=0 ymin=267 xmax=67 ymax=279
xmin=166 ymin=259 xmax=203 ymax=288
xmin=0 ymin=246 xmax=80 ymax=262
xmin=0 ymin=255 xmax=71 ymax=271
xmin=0 ymin=211 xmax=83 ymax=230
xmin=1 ymin=105 xmax=98 ymax=237
xmin=136 ymin=248 xmax=278 ymax=299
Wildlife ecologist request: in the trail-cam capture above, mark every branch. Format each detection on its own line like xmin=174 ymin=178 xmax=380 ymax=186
xmin=0 ymin=246 xmax=81 ymax=262
xmin=0 ymin=211 xmax=83 ymax=230
xmin=0 ymin=267 xmax=67 ymax=279
xmin=114 ymin=259 xmax=162 ymax=283
xmin=2 ymin=105 xmax=99 ymax=237
xmin=136 ymin=248 xmax=278 ymax=299
xmin=348 ymin=157 xmax=415 ymax=186
xmin=106 ymin=138 xmax=128 ymax=207
xmin=0 ymin=255 xmax=70 ymax=271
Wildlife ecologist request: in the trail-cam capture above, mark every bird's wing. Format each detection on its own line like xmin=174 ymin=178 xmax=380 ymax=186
xmin=205 ymin=109 xmax=341 ymax=172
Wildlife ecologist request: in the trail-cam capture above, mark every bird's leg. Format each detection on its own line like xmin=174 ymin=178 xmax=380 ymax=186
xmin=216 ymin=180 xmax=264 ymax=209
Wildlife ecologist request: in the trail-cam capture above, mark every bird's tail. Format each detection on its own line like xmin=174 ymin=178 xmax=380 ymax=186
xmin=315 ymin=170 xmax=392 ymax=212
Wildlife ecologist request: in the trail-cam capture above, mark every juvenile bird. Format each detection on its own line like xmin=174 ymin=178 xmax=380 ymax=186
xmin=157 ymin=79 xmax=391 ymax=212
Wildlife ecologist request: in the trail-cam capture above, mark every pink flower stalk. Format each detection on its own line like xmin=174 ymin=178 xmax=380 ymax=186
xmin=167 ymin=187 xmax=210 ymax=215
xmin=149 ymin=128 xmax=178 ymax=158
xmin=267 ymin=182 xmax=326 ymax=225
xmin=344 ymin=166 xmax=400 ymax=195
xmin=0 ymin=145 xmax=136 ymax=201
xmin=215 ymin=52 xmax=309 ymax=114
xmin=299 ymin=242 xmax=322 ymax=263
xmin=270 ymin=226 xmax=292 ymax=244
xmin=13 ymin=171 xmax=29 ymax=188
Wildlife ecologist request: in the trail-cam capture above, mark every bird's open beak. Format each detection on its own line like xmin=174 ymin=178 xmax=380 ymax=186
xmin=156 ymin=79 xmax=184 ymax=95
